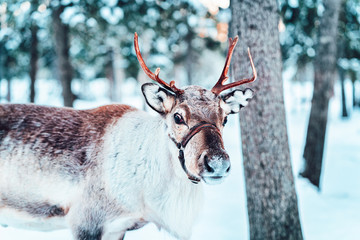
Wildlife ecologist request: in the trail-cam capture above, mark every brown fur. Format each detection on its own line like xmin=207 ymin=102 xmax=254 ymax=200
xmin=0 ymin=104 xmax=135 ymax=175
xmin=1 ymin=193 xmax=68 ymax=218
xmin=177 ymin=87 xmax=225 ymax=127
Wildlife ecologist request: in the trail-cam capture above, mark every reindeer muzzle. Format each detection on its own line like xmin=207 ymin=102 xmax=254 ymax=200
xmin=175 ymin=123 xmax=222 ymax=184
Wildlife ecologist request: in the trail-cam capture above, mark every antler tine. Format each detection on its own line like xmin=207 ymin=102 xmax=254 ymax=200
xmin=211 ymin=37 xmax=257 ymax=95
xmin=211 ymin=36 xmax=238 ymax=95
xmin=220 ymin=37 xmax=238 ymax=84
xmin=134 ymin=33 xmax=184 ymax=95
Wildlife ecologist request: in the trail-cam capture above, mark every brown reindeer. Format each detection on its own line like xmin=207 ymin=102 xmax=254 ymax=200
xmin=0 ymin=33 xmax=256 ymax=240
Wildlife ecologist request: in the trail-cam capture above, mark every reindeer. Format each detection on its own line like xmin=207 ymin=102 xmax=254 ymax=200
xmin=0 ymin=33 xmax=256 ymax=240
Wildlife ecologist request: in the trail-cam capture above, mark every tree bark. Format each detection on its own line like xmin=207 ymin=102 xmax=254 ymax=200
xmin=337 ymin=0 xmax=348 ymax=118
xmin=231 ymin=1 xmax=303 ymax=239
xmin=339 ymin=67 xmax=348 ymax=118
xmin=6 ymin=78 xmax=11 ymax=102
xmin=353 ymin=81 xmax=356 ymax=107
xmin=52 ymin=5 xmax=74 ymax=107
xmin=0 ymin=43 xmax=2 ymax=100
xmin=30 ymin=23 xmax=38 ymax=103
xmin=185 ymin=35 xmax=194 ymax=85
xmin=349 ymin=70 xmax=357 ymax=107
xmin=301 ymin=0 xmax=341 ymax=188
xmin=105 ymin=48 xmax=116 ymax=101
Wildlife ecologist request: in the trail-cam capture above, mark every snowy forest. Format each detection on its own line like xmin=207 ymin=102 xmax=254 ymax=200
xmin=0 ymin=0 xmax=359 ymax=239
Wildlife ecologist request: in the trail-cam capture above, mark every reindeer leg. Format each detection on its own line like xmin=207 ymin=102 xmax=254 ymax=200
xmin=74 ymin=227 xmax=103 ymax=240
xmin=68 ymin=205 xmax=104 ymax=240
xmin=118 ymin=233 xmax=125 ymax=240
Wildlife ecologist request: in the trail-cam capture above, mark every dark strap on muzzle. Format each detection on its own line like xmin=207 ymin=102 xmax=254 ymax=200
xmin=181 ymin=123 xmax=222 ymax=148
xmin=174 ymin=123 xmax=222 ymax=184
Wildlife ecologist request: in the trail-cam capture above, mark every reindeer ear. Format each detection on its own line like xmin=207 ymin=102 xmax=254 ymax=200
xmin=221 ymin=88 xmax=254 ymax=114
xmin=141 ymin=83 xmax=176 ymax=114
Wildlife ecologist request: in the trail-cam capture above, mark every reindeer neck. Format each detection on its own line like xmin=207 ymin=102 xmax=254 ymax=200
xmin=103 ymin=110 xmax=188 ymax=190
xmin=101 ymin=110 xmax=203 ymax=238
xmin=132 ymin=113 xmax=203 ymax=238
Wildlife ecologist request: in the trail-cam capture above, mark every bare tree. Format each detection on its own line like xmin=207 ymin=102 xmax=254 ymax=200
xmin=29 ymin=23 xmax=38 ymax=103
xmin=349 ymin=70 xmax=358 ymax=107
xmin=231 ymin=0 xmax=303 ymax=239
xmin=6 ymin=78 xmax=10 ymax=102
xmin=301 ymin=0 xmax=341 ymax=188
xmin=28 ymin=0 xmax=39 ymax=103
xmin=105 ymin=47 xmax=116 ymax=101
xmin=337 ymin=0 xmax=349 ymax=118
xmin=52 ymin=4 xmax=75 ymax=107
xmin=339 ymin=67 xmax=348 ymax=118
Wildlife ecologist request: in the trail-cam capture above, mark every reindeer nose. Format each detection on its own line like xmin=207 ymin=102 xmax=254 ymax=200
xmin=203 ymin=152 xmax=231 ymax=175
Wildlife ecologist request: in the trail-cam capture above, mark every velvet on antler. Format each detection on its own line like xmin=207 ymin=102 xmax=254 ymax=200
xmin=134 ymin=33 xmax=184 ymax=95
xmin=211 ymin=36 xmax=257 ymax=95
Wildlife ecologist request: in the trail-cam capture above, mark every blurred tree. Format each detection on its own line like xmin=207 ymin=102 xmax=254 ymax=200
xmin=279 ymin=0 xmax=319 ymax=70
xmin=105 ymin=48 xmax=116 ymax=101
xmin=0 ymin=2 xmax=3 ymax=99
xmin=0 ymin=42 xmax=4 ymax=100
xmin=54 ymin=0 xmax=221 ymax=102
xmin=337 ymin=0 xmax=360 ymax=115
xmin=29 ymin=0 xmax=39 ymax=103
xmin=349 ymin=69 xmax=358 ymax=107
xmin=278 ymin=0 xmax=359 ymax=188
xmin=231 ymin=0 xmax=303 ymax=239
xmin=301 ymin=0 xmax=341 ymax=188
xmin=337 ymin=0 xmax=348 ymax=118
xmin=339 ymin=67 xmax=348 ymax=117
xmin=0 ymin=1 xmax=53 ymax=103
xmin=115 ymin=0 xmax=220 ymax=85
xmin=0 ymin=1 xmax=31 ymax=102
xmin=51 ymin=2 xmax=75 ymax=107
xmin=279 ymin=0 xmax=360 ymax=113
xmin=1 ymin=0 xmax=223 ymax=105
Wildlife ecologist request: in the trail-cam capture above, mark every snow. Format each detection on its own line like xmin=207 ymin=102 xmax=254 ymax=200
xmin=100 ymin=6 xmax=124 ymax=25
xmin=284 ymin=80 xmax=360 ymax=240
xmin=0 ymin=76 xmax=359 ymax=239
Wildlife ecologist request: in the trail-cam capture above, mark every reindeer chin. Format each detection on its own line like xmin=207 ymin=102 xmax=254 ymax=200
xmin=201 ymin=176 xmax=227 ymax=185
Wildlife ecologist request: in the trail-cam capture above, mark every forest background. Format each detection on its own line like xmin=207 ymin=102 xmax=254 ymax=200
xmin=0 ymin=0 xmax=359 ymax=239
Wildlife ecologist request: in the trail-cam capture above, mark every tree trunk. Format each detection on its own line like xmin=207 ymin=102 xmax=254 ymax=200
xmin=185 ymin=35 xmax=194 ymax=85
xmin=231 ymin=1 xmax=303 ymax=239
xmin=0 ymin=43 xmax=7 ymax=101
xmin=0 ymin=44 xmax=2 ymax=100
xmin=30 ymin=23 xmax=38 ymax=103
xmin=6 ymin=78 xmax=11 ymax=102
xmin=52 ymin=5 xmax=74 ymax=107
xmin=301 ymin=0 xmax=341 ymax=188
xmin=113 ymin=50 xmax=124 ymax=102
xmin=339 ymin=67 xmax=348 ymax=118
xmin=337 ymin=0 xmax=348 ymax=118
xmin=349 ymin=70 xmax=357 ymax=107
xmin=105 ymin=48 xmax=116 ymax=101
xmin=353 ymin=81 xmax=356 ymax=107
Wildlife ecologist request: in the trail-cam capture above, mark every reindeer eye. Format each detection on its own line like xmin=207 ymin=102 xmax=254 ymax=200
xmin=174 ymin=113 xmax=185 ymax=125
xmin=222 ymin=116 xmax=228 ymax=126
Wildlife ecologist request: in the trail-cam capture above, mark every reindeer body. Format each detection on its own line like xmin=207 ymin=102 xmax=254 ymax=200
xmin=0 ymin=33 xmax=256 ymax=240
xmin=0 ymin=103 xmax=202 ymax=239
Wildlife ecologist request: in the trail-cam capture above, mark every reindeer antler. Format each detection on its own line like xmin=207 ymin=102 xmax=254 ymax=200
xmin=134 ymin=33 xmax=184 ymax=95
xmin=211 ymin=36 xmax=257 ymax=95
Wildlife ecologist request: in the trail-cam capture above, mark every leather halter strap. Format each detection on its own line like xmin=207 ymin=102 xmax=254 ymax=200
xmin=174 ymin=123 xmax=222 ymax=184
xmin=181 ymin=123 xmax=222 ymax=149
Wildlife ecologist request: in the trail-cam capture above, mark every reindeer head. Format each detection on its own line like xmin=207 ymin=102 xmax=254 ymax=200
xmin=134 ymin=33 xmax=256 ymax=185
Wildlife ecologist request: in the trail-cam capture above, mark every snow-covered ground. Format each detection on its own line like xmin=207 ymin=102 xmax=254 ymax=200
xmin=284 ymin=79 xmax=360 ymax=240
xmin=0 ymin=77 xmax=359 ymax=240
